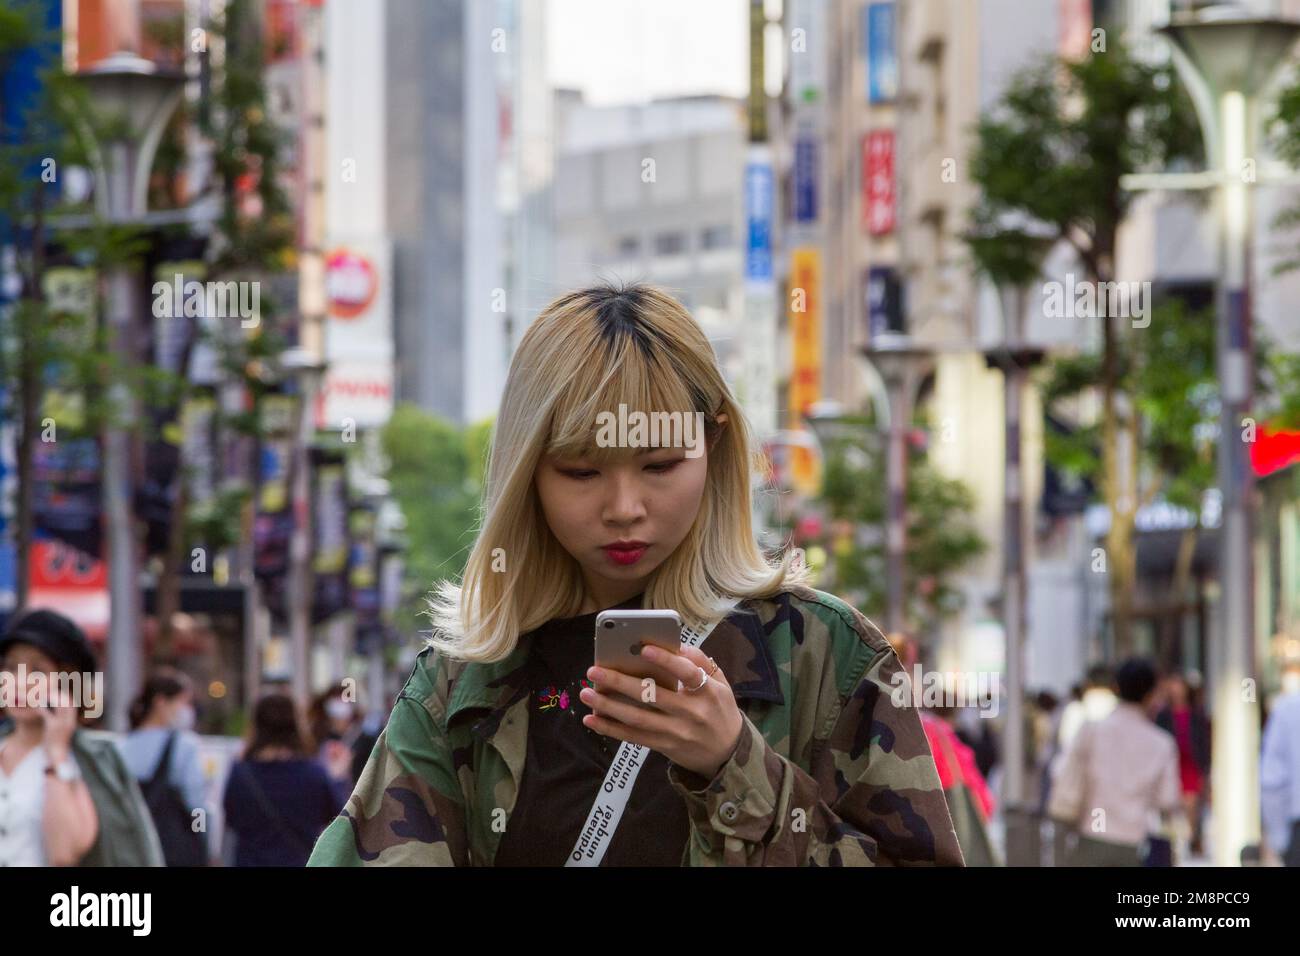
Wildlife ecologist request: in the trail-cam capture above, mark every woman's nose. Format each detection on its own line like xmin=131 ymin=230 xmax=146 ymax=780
xmin=602 ymin=469 xmax=647 ymax=524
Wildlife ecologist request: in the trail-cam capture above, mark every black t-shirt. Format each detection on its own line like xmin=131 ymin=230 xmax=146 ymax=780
xmin=493 ymin=593 xmax=692 ymax=866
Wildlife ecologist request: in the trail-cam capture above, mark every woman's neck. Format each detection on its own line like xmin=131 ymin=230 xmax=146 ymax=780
xmin=575 ymin=585 xmax=645 ymax=616
xmin=7 ymin=719 xmax=45 ymax=748
xmin=253 ymin=746 xmax=297 ymax=761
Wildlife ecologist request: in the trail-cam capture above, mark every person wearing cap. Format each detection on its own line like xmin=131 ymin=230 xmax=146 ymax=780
xmin=0 ymin=609 xmax=163 ymax=866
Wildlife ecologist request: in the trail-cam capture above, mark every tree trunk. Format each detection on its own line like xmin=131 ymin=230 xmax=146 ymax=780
xmin=154 ymin=480 xmax=188 ymax=664
xmin=1164 ymin=524 xmax=1199 ymax=672
xmin=1100 ymin=304 xmax=1136 ymax=656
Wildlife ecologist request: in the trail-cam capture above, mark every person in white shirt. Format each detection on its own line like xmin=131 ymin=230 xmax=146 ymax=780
xmin=1056 ymin=664 xmax=1119 ymax=756
xmin=0 ymin=613 xmax=99 ymax=866
xmin=1261 ymin=654 xmax=1300 ymax=865
xmin=1048 ymin=658 xmax=1182 ymax=866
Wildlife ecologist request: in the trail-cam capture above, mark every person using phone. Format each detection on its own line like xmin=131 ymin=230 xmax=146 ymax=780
xmin=308 ymin=282 xmax=963 ymax=867
xmin=0 ymin=609 xmax=163 ymax=866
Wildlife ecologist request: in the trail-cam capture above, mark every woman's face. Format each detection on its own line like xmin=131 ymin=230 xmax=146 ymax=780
xmin=160 ymin=689 xmax=195 ymax=728
xmin=1166 ymin=677 xmax=1188 ymax=707
xmin=0 ymin=643 xmax=61 ymax=725
xmin=535 ymin=443 xmax=711 ymax=612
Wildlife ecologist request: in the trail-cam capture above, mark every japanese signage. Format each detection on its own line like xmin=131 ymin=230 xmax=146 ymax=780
xmin=864 ymin=130 xmax=896 ymax=236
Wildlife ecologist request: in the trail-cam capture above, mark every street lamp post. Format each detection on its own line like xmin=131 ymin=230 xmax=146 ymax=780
xmin=984 ymin=280 xmax=1046 ymax=866
xmin=280 ymin=347 xmax=326 ymax=705
xmin=861 ymin=333 xmax=933 ymax=636
xmin=70 ymin=52 xmax=184 ymax=732
xmin=1157 ymin=8 xmax=1300 ymax=866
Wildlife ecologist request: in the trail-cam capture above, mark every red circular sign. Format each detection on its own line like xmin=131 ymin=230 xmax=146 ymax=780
xmin=325 ymin=249 xmax=378 ymax=319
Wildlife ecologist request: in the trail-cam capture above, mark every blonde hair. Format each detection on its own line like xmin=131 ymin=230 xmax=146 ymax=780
xmin=426 ymin=282 xmax=809 ymax=662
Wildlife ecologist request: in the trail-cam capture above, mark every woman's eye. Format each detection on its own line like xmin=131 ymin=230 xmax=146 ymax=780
xmin=645 ymin=459 xmax=682 ymax=474
xmin=561 ymin=468 xmax=598 ymax=480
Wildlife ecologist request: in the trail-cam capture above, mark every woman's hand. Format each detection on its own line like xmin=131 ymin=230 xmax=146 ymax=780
xmin=40 ymin=688 xmax=79 ymax=766
xmin=580 ymin=644 xmax=743 ymax=780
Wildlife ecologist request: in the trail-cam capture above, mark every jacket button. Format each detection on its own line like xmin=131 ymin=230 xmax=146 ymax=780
xmin=718 ymin=801 xmax=740 ymax=824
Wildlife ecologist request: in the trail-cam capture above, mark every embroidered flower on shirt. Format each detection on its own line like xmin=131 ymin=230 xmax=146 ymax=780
xmin=536 ymin=679 xmax=594 ymax=712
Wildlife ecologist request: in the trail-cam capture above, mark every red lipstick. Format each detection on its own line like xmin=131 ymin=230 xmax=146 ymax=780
xmin=602 ymin=541 xmax=648 ymax=566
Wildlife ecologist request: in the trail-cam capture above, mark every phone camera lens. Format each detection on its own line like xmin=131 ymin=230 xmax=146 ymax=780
xmin=603 ymin=620 xmax=615 ymax=629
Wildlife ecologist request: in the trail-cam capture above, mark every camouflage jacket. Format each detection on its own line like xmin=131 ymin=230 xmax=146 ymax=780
xmin=307 ymin=585 xmax=964 ymax=866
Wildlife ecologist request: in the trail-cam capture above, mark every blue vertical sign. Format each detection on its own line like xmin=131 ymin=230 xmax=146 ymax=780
xmin=866 ymin=2 xmax=898 ymax=104
xmin=0 ymin=0 xmax=64 ymax=624
xmin=866 ymin=266 xmax=903 ymax=339
xmin=744 ymin=159 xmax=773 ymax=283
xmin=793 ymin=136 xmax=818 ymax=224
xmin=0 ymin=385 xmax=14 ymax=625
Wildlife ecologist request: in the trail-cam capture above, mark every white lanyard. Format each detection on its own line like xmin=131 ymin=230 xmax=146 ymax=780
xmin=566 ymin=618 xmax=719 ymax=867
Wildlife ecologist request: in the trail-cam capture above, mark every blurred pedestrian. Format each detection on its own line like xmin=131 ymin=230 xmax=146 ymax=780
xmin=1262 ymin=650 xmax=1300 ymax=866
xmin=1049 ymin=657 xmax=1182 ymax=866
xmin=0 ymin=609 xmax=163 ymax=866
xmin=308 ymin=682 xmax=379 ymax=790
xmin=922 ymin=703 xmax=999 ymax=866
xmin=1155 ymin=672 xmax=1210 ymax=856
xmin=222 ymin=692 xmax=348 ymax=866
xmin=955 ymin=691 xmax=1000 ymax=780
xmin=1033 ymin=690 xmax=1063 ymax=815
xmin=119 ymin=668 xmax=210 ymax=866
xmin=1056 ymin=664 xmax=1118 ymax=756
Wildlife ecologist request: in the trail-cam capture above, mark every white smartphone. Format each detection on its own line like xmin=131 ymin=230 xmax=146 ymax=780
xmin=593 ymin=609 xmax=683 ymax=708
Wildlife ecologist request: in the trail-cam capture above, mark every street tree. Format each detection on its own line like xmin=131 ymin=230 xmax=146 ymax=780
xmin=966 ymin=43 xmax=1200 ymax=653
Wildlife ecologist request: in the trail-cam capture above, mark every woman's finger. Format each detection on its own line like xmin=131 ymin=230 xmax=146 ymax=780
xmin=675 ymin=644 xmax=730 ymax=690
xmin=588 ymin=664 xmax=657 ymax=699
xmin=580 ymin=686 xmax=677 ymax=734
xmin=581 ymin=712 xmax=664 ymax=752
xmin=640 ymin=644 xmax=709 ymax=687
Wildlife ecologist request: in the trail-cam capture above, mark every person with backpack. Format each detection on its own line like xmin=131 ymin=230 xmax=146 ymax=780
xmin=119 ymin=669 xmax=211 ymax=866
xmin=223 ymin=693 xmax=348 ymax=866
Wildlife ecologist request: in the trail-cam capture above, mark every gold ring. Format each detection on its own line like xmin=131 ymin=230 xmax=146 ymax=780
xmin=705 ymin=658 xmax=720 ymax=677
xmin=685 ymin=667 xmax=709 ymax=692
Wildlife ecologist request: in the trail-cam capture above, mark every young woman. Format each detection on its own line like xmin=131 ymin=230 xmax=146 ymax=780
xmin=308 ymin=283 xmax=963 ymax=867
xmin=223 ymin=693 xmax=349 ymax=867
xmin=308 ymin=681 xmax=380 ymax=790
xmin=0 ymin=609 xmax=163 ymax=866
xmin=121 ymin=668 xmax=211 ymax=865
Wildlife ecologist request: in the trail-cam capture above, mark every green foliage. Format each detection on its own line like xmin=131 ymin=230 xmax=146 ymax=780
xmin=1271 ymin=78 xmax=1300 ymax=274
xmin=200 ymin=0 xmax=295 ymax=274
xmin=1041 ymin=298 xmax=1300 ymax=517
xmin=967 ymin=44 xmax=1201 ymax=277
xmin=801 ymin=431 xmax=986 ymax=634
xmin=381 ymin=405 xmax=493 ymax=631
xmin=185 ymin=484 xmax=250 ymax=555
xmin=1129 ymin=299 xmax=1217 ymax=512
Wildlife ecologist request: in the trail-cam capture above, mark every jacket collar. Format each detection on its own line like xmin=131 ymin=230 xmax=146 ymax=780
xmin=445 ymin=598 xmax=786 ymax=739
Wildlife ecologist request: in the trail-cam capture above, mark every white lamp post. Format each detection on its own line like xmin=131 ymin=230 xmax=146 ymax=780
xmin=1159 ymin=7 xmax=1300 ymax=866
xmin=279 ymin=347 xmax=327 ymax=705
xmin=70 ymin=52 xmax=184 ymax=732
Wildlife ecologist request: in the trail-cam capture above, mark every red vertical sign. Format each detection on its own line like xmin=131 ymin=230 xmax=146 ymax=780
xmin=863 ymin=130 xmax=896 ymax=236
